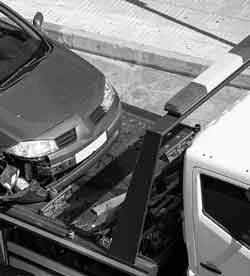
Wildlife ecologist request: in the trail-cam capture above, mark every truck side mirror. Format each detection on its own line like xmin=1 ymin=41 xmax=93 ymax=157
xmin=33 ymin=12 xmax=44 ymax=30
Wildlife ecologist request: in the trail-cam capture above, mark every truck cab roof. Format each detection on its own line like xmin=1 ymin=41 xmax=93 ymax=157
xmin=187 ymin=92 xmax=250 ymax=185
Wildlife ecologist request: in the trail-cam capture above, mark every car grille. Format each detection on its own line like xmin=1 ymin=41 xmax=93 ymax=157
xmin=55 ymin=128 xmax=77 ymax=148
xmin=90 ymin=106 xmax=106 ymax=124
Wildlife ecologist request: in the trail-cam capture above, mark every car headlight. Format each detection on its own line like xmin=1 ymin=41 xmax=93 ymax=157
xmin=101 ymin=80 xmax=115 ymax=112
xmin=6 ymin=140 xmax=59 ymax=158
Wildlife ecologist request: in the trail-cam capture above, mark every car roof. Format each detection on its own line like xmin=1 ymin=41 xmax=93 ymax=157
xmin=187 ymin=92 xmax=250 ymax=184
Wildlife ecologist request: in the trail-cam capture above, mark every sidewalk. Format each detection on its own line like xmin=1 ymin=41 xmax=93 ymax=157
xmin=3 ymin=0 xmax=250 ymax=88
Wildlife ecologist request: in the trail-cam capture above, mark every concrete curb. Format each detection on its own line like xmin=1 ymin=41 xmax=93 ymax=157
xmin=43 ymin=22 xmax=250 ymax=90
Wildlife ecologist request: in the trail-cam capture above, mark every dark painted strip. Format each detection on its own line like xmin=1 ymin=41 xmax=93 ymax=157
xmin=165 ymin=82 xmax=207 ymax=117
xmin=230 ymin=34 xmax=250 ymax=62
xmin=123 ymin=0 xmax=236 ymax=47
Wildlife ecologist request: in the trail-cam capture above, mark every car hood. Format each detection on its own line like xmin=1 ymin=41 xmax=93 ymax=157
xmin=0 ymin=43 xmax=105 ymax=148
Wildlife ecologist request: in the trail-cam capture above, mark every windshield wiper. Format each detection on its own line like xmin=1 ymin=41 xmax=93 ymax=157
xmin=0 ymin=38 xmax=51 ymax=89
xmin=0 ymin=56 xmax=43 ymax=88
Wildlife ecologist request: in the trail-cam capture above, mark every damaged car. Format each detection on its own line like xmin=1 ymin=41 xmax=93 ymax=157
xmin=0 ymin=3 xmax=121 ymax=198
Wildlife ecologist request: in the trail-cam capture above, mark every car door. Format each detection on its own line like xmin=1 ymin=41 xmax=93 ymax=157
xmin=193 ymin=168 xmax=250 ymax=276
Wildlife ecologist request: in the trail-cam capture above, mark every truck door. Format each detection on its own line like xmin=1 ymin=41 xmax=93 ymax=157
xmin=193 ymin=168 xmax=250 ymax=276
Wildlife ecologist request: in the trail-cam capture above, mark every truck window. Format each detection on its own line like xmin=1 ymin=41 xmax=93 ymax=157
xmin=201 ymin=174 xmax=250 ymax=247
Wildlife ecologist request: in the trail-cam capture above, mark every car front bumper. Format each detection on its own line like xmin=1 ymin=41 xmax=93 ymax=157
xmin=36 ymin=101 xmax=122 ymax=177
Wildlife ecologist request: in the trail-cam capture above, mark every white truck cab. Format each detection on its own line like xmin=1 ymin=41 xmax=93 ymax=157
xmin=184 ymin=93 xmax=250 ymax=275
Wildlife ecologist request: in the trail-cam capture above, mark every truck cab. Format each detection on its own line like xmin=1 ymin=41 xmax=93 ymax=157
xmin=184 ymin=94 xmax=250 ymax=275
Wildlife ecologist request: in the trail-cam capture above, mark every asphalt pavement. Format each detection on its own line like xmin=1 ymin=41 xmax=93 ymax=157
xmin=3 ymin=0 xmax=250 ymax=89
xmin=76 ymin=50 xmax=248 ymax=127
xmin=2 ymin=0 xmax=250 ymax=126
xmin=2 ymin=0 xmax=250 ymax=124
xmin=5 ymin=0 xmax=250 ymax=60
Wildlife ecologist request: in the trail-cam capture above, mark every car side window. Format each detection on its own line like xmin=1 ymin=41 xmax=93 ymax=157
xmin=201 ymin=174 xmax=250 ymax=247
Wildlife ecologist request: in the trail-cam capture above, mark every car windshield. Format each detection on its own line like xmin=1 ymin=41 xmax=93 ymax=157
xmin=0 ymin=9 xmax=47 ymax=85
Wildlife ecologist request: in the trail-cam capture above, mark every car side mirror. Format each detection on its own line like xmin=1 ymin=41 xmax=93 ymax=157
xmin=33 ymin=12 xmax=44 ymax=30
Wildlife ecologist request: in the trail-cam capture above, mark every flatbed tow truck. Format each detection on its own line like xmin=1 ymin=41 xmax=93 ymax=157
xmin=1 ymin=33 xmax=250 ymax=276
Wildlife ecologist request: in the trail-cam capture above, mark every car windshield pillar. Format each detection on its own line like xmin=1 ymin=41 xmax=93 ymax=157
xmin=0 ymin=5 xmax=48 ymax=87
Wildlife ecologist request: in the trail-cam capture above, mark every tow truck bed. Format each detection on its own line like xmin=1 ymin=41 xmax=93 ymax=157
xmin=0 ymin=103 xmax=188 ymax=276
xmin=1 ymin=27 xmax=250 ymax=276
xmin=3 ymin=104 xmax=158 ymax=235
